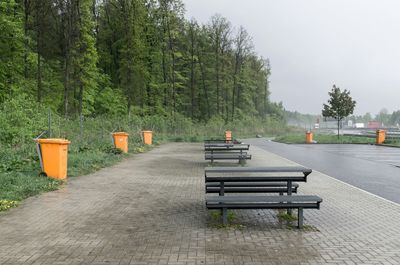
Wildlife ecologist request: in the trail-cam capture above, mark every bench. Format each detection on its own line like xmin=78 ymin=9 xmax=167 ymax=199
xmin=204 ymin=143 xmax=249 ymax=149
xmin=204 ymin=144 xmax=250 ymax=153
xmin=205 ymin=166 xmax=322 ymax=228
xmin=204 ymin=152 xmax=252 ymax=163
xmin=206 ymin=181 xmax=299 ymax=194
xmin=206 ymin=195 xmax=322 ymax=228
xmin=204 ymin=139 xmax=242 ymax=144
xmin=204 ymin=144 xmax=251 ymax=163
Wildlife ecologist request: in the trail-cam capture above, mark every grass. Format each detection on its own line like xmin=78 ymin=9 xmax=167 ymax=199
xmin=276 ymin=210 xmax=298 ymax=222
xmin=274 ymin=133 xmax=376 ymax=144
xmin=209 ymin=210 xmax=237 ymax=222
xmin=208 ymin=210 xmax=245 ymax=230
xmin=0 ymin=135 xmax=162 ymax=212
xmin=381 ymin=138 xmax=400 ymax=146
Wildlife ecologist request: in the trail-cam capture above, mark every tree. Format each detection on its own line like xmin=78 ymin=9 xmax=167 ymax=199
xmin=375 ymin=108 xmax=390 ymax=127
xmin=390 ymin=110 xmax=400 ymax=127
xmin=322 ymin=85 xmax=356 ymax=138
xmin=1 ymin=0 xmax=281 ymax=123
xmin=232 ymin=26 xmax=252 ymax=120
xmin=0 ymin=0 xmax=25 ymax=103
xmin=207 ymin=14 xmax=231 ymax=116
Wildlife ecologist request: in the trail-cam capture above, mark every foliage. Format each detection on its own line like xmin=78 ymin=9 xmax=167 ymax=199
xmin=0 ymin=0 xmax=292 ymax=211
xmin=0 ymin=200 xmax=19 ymax=211
xmin=0 ymin=0 xmax=284 ymax=122
xmin=0 ymin=95 xmax=48 ymax=146
xmin=277 ymin=211 xmax=298 ymax=222
xmin=322 ymin=85 xmax=356 ymax=137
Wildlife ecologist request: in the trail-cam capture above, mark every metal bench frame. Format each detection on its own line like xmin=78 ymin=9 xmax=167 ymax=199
xmin=205 ymin=152 xmax=252 ymax=163
xmin=206 ymin=195 xmax=322 ymax=228
xmin=205 ymin=181 xmax=299 ymax=194
xmin=205 ymin=166 xmax=321 ymax=228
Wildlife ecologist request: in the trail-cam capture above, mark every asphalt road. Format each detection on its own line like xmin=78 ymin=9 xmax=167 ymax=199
xmin=246 ymin=138 xmax=400 ymax=204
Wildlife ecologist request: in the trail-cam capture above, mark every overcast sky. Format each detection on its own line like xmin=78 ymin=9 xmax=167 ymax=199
xmin=183 ymin=0 xmax=400 ymax=116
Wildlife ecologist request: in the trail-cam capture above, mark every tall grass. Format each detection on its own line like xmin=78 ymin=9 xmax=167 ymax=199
xmin=0 ymin=96 xmax=288 ymax=210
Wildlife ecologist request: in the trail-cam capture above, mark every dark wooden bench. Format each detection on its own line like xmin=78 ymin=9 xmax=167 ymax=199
xmin=204 ymin=144 xmax=251 ymax=163
xmin=206 ymin=181 xmax=299 ymax=194
xmin=204 ymin=143 xmax=248 ymax=148
xmin=205 ymin=166 xmax=322 ymax=228
xmin=204 ymin=152 xmax=252 ymax=163
xmin=206 ymin=195 xmax=322 ymax=228
xmin=204 ymin=139 xmax=242 ymax=144
xmin=204 ymin=144 xmax=250 ymax=153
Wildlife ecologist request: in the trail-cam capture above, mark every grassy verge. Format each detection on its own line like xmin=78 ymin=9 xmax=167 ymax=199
xmin=0 ymin=137 xmax=162 ymax=212
xmin=274 ymin=133 xmax=376 ymax=144
xmin=381 ymin=138 xmax=400 ymax=147
xmin=0 ymin=111 xmax=289 ymax=212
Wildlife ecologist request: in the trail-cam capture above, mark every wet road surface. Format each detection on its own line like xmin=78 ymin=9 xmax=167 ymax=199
xmin=247 ymin=138 xmax=400 ymax=204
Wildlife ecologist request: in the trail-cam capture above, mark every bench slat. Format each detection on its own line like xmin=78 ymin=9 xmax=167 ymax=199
xmin=205 ymin=166 xmax=311 ymax=174
xmin=206 ymin=195 xmax=322 ymax=203
xmin=205 ymin=154 xmax=251 ymax=158
xmin=206 ymin=176 xmax=305 ymax=182
xmin=204 ymin=147 xmax=249 ymax=151
xmin=205 ymin=152 xmax=248 ymax=155
xmin=206 ymin=187 xmax=298 ymax=193
xmin=206 ymin=182 xmax=299 ymax=187
xmin=206 ymin=203 xmax=319 ymax=209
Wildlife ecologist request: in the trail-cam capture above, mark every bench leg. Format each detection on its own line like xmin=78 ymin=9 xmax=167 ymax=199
xmin=298 ymin=207 xmax=303 ymax=229
xmin=287 ymin=181 xmax=292 ymax=215
xmin=222 ymin=208 xmax=228 ymax=225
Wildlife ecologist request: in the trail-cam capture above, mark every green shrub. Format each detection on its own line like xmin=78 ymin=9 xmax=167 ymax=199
xmin=0 ymin=95 xmax=48 ymax=146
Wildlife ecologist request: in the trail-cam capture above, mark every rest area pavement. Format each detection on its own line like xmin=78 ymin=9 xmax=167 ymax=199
xmin=0 ymin=142 xmax=399 ymax=264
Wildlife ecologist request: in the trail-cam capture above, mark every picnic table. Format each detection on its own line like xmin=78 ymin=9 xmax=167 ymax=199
xmin=204 ymin=144 xmax=251 ymax=163
xmin=205 ymin=166 xmax=322 ymax=228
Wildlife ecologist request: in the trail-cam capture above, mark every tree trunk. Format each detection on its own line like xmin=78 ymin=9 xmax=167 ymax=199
xmin=166 ymin=11 xmax=176 ymax=117
xmin=78 ymin=83 xmax=83 ymax=116
xmin=35 ymin=1 xmax=43 ymax=103
xmin=337 ymin=119 xmax=340 ymax=139
xmin=37 ymin=53 xmax=42 ymax=103
xmin=232 ymin=54 xmax=240 ymax=121
xmin=216 ymin=37 xmax=220 ymax=115
xmin=197 ymin=49 xmax=211 ymax=120
xmin=190 ymin=28 xmax=195 ymax=120
xmin=231 ymin=75 xmax=236 ymax=121
xmin=23 ymin=0 xmax=30 ymax=79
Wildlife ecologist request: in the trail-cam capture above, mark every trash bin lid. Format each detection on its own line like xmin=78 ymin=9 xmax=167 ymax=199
xmin=112 ymin=132 xmax=129 ymax=136
xmin=36 ymin=138 xmax=71 ymax=144
xmin=142 ymin=130 xmax=152 ymax=133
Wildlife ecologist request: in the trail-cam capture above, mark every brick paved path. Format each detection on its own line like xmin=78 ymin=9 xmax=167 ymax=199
xmin=0 ymin=143 xmax=399 ymax=265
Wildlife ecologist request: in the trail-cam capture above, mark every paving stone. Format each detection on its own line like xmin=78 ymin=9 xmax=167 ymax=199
xmin=0 ymin=143 xmax=399 ymax=264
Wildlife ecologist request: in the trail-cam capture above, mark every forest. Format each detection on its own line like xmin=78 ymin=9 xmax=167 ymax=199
xmin=0 ymin=0 xmax=290 ymax=204
xmin=0 ymin=0 xmax=285 ymax=124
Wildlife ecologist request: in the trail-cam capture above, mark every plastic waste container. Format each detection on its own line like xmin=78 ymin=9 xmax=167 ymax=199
xmin=225 ymin=130 xmax=232 ymax=143
xmin=376 ymin=130 xmax=386 ymax=144
xmin=112 ymin=132 xmax=129 ymax=153
xmin=142 ymin=131 xmax=153 ymax=145
xmin=36 ymin=138 xmax=71 ymax=180
xmin=306 ymin=131 xmax=313 ymax=144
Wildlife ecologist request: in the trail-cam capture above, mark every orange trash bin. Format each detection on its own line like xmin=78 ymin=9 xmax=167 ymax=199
xmin=36 ymin=138 xmax=71 ymax=180
xmin=376 ymin=130 xmax=386 ymax=144
xmin=306 ymin=131 xmax=313 ymax=144
xmin=225 ymin=130 xmax=232 ymax=143
xmin=142 ymin=130 xmax=153 ymax=145
xmin=112 ymin=132 xmax=129 ymax=153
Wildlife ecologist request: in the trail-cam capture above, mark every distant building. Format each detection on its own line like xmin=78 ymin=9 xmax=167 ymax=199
xmin=347 ymin=120 xmax=353 ymax=127
xmin=355 ymin=123 xmax=365 ymax=128
xmin=367 ymin=121 xmax=380 ymax=129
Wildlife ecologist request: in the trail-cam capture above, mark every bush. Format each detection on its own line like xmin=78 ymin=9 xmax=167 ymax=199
xmin=0 ymin=95 xmax=48 ymax=146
